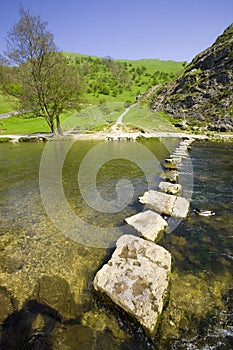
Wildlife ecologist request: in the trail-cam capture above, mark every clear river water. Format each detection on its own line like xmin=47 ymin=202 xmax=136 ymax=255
xmin=0 ymin=138 xmax=232 ymax=349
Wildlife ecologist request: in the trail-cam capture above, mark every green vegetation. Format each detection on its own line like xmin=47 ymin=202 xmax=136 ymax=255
xmin=0 ymin=103 xmax=126 ymax=134
xmin=0 ymin=137 xmax=11 ymax=143
xmin=0 ymin=114 xmax=53 ymax=134
xmin=64 ymin=53 xmax=184 ymax=103
xmin=62 ymin=102 xmax=125 ymax=133
xmin=123 ymin=105 xmax=177 ymax=132
xmin=117 ymin=58 xmax=184 ymax=74
xmin=0 ymin=54 xmax=184 ymax=135
xmin=2 ymin=7 xmax=84 ymax=135
xmin=0 ymin=8 xmax=184 ymax=135
xmin=0 ymin=102 xmax=178 ymax=135
xmin=0 ymin=94 xmax=18 ymax=114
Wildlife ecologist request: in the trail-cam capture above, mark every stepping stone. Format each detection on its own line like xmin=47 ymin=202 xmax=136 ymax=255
xmin=159 ymin=181 xmax=182 ymax=195
xmin=139 ymin=190 xmax=190 ymax=218
xmin=160 ymin=170 xmax=179 ymax=183
xmin=163 ymin=162 xmax=179 ymax=170
xmin=93 ymin=235 xmax=171 ymax=337
xmin=165 ymin=157 xmax=182 ymax=164
xmin=125 ymin=210 xmax=168 ymax=242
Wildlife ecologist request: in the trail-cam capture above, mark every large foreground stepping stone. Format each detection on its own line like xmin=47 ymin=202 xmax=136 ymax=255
xmin=139 ymin=190 xmax=189 ymax=218
xmin=125 ymin=210 xmax=168 ymax=242
xmin=93 ymin=235 xmax=171 ymax=336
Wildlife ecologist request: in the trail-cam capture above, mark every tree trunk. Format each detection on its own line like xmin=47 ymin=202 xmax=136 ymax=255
xmin=56 ymin=115 xmax=63 ymax=135
xmin=47 ymin=117 xmax=55 ymax=135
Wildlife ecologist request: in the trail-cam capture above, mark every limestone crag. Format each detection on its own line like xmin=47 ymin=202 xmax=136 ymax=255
xmin=150 ymin=24 xmax=233 ymax=131
xmin=93 ymin=234 xmax=171 ymax=337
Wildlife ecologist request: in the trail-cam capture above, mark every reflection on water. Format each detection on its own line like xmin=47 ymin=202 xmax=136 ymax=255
xmin=0 ymin=139 xmax=232 ymax=349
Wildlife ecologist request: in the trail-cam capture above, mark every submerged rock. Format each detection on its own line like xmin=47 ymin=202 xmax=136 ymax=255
xmin=36 ymin=276 xmax=79 ymax=321
xmin=93 ymin=235 xmax=171 ymax=336
xmin=139 ymin=190 xmax=189 ymax=218
xmin=0 ymin=287 xmax=15 ymax=327
xmin=125 ymin=210 xmax=168 ymax=242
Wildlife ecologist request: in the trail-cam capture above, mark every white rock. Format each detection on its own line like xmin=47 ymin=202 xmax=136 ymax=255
xmin=172 ymin=196 xmax=190 ymax=218
xmin=125 ymin=210 xmax=168 ymax=242
xmin=159 ymin=181 xmax=182 ymax=195
xmin=168 ymin=156 xmax=183 ymax=163
xmin=139 ymin=190 xmax=176 ymax=216
xmin=139 ymin=190 xmax=189 ymax=218
xmin=93 ymin=235 xmax=171 ymax=336
xmin=160 ymin=170 xmax=179 ymax=183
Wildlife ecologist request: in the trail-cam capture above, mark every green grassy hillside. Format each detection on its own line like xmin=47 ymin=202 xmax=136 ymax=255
xmin=0 ymin=94 xmax=18 ymax=114
xmin=0 ymin=53 xmax=184 ymax=134
xmin=123 ymin=105 xmax=177 ymax=132
xmin=64 ymin=52 xmax=184 ymax=103
xmin=116 ymin=58 xmax=184 ymax=74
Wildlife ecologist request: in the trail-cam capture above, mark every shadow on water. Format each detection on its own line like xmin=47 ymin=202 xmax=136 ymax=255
xmin=0 ymin=274 xmax=155 ymax=350
xmin=0 ymin=300 xmax=56 ymax=350
xmin=0 ymin=275 xmax=79 ymax=350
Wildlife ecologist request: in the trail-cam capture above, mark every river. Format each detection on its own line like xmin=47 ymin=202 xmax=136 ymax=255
xmin=0 ymin=138 xmax=232 ymax=349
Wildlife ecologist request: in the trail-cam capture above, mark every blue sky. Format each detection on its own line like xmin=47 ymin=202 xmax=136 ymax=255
xmin=1 ymin=0 xmax=233 ymax=62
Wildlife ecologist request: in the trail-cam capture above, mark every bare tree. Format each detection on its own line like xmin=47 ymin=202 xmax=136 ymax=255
xmin=3 ymin=7 xmax=84 ymax=135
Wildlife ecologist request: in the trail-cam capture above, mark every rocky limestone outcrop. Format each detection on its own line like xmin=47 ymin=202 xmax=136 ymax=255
xmin=150 ymin=23 xmax=233 ymax=131
xmin=93 ymin=234 xmax=171 ymax=337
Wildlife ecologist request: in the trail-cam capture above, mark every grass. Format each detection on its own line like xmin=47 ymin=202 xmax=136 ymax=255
xmin=63 ymin=52 xmax=184 ymax=74
xmin=0 ymin=93 xmax=19 ymax=114
xmin=116 ymin=58 xmax=184 ymax=74
xmin=62 ymin=102 xmax=125 ymax=132
xmin=0 ymin=102 xmax=126 ymax=135
xmin=63 ymin=52 xmax=184 ymax=104
xmin=123 ymin=105 xmax=177 ymax=132
xmin=0 ymin=53 xmax=184 ymax=134
xmin=0 ymin=102 xmax=178 ymax=135
xmin=0 ymin=114 xmax=51 ymax=134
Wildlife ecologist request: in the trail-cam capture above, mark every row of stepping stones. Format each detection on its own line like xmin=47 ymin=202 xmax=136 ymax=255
xmin=93 ymin=138 xmax=195 ymax=337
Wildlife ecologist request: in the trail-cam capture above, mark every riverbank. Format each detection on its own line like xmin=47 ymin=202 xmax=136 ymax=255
xmin=1 ymin=127 xmax=233 ymax=143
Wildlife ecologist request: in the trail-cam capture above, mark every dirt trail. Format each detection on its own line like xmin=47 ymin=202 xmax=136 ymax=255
xmin=116 ymin=103 xmax=137 ymax=125
xmin=0 ymin=110 xmax=23 ymax=119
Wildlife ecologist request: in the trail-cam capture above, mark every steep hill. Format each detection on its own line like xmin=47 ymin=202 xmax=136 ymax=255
xmin=150 ymin=23 xmax=233 ymax=132
xmin=63 ymin=53 xmax=183 ymax=103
